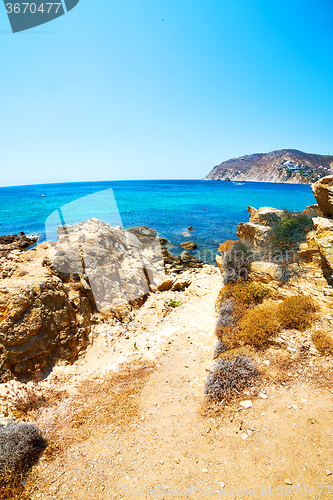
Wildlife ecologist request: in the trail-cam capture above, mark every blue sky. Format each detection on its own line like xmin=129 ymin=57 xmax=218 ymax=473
xmin=0 ymin=0 xmax=333 ymax=186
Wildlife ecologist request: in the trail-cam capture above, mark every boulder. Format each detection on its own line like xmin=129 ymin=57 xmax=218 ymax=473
xmin=236 ymin=222 xmax=271 ymax=248
xmin=179 ymin=251 xmax=203 ymax=267
xmin=311 ymin=217 xmax=333 ymax=270
xmin=49 ymin=219 xmax=167 ymax=310
xmin=180 ymin=241 xmax=197 ymax=250
xmin=0 ymin=273 xmax=92 ymax=381
xmin=249 ymin=261 xmax=283 ymax=283
xmin=312 ymin=176 xmax=333 ymax=216
xmin=248 ymin=206 xmax=284 ymax=226
xmin=303 ymin=204 xmax=323 ymax=218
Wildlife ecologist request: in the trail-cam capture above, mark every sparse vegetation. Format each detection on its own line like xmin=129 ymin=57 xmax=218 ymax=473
xmin=239 ymin=301 xmax=280 ymax=348
xmin=204 ymin=355 xmax=259 ymax=402
xmin=311 ymin=330 xmax=333 ymax=355
xmin=3 ymin=366 xmax=63 ymax=416
xmin=217 ymin=280 xmax=271 ymax=309
xmin=277 ymin=295 xmax=317 ymax=331
xmin=267 ymin=210 xmax=313 ymax=253
xmin=0 ymin=421 xmax=47 ymax=500
xmin=168 ymin=299 xmax=182 ymax=308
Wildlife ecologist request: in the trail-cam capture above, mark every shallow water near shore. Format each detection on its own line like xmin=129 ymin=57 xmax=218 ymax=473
xmin=0 ymin=179 xmax=316 ymax=264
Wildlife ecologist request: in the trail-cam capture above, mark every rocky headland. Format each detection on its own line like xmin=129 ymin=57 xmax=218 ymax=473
xmin=204 ymin=148 xmax=333 ymax=184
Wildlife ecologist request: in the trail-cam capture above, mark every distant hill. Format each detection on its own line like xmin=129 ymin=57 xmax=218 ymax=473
xmin=203 ymin=149 xmax=333 ymax=184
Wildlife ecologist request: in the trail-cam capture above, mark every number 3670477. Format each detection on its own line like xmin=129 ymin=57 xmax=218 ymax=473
xmin=5 ymin=3 xmax=62 ymax=14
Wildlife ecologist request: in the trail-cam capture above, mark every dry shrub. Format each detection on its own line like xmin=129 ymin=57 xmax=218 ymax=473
xmin=2 ymin=366 xmax=65 ymax=417
xmin=204 ymin=355 xmax=259 ymax=402
xmin=0 ymin=422 xmax=47 ymax=500
xmin=213 ymin=339 xmax=228 ymax=359
xmin=277 ymin=294 xmax=317 ymax=331
xmin=216 ymin=280 xmax=271 ymax=311
xmin=239 ymin=301 xmax=280 ymax=348
xmin=218 ymin=240 xmax=238 ymax=254
xmin=311 ymin=330 xmax=333 ymax=355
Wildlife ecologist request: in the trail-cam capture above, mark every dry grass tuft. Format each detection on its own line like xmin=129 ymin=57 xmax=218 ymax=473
xmin=311 ymin=331 xmax=333 ymax=356
xmin=36 ymin=361 xmax=155 ymax=460
xmin=277 ymin=295 xmax=318 ymax=331
xmin=262 ymin=349 xmax=297 ymax=384
xmin=0 ymin=471 xmax=30 ymax=500
xmin=239 ymin=301 xmax=280 ymax=348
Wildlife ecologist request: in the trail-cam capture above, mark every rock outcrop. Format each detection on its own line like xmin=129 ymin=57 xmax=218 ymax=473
xmin=312 ymin=176 xmax=333 ymax=216
xmin=204 ymin=149 xmax=333 ymax=184
xmin=180 ymin=241 xmax=197 ymax=250
xmin=236 ymin=207 xmax=282 ymax=247
xmin=0 ymin=246 xmax=93 ymax=382
xmin=0 ymin=220 xmax=203 ymax=381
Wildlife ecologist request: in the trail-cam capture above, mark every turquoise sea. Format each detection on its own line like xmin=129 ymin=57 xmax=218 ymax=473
xmin=0 ymin=180 xmax=316 ymax=264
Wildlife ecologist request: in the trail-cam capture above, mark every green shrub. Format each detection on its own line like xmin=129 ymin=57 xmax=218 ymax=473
xmin=311 ymin=331 xmax=333 ymax=355
xmin=268 ymin=210 xmax=313 ymax=253
xmin=239 ymin=301 xmax=280 ymax=348
xmin=204 ymin=355 xmax=259 ymax=401
xmin=277 ymin=295 xmax=317 ymax=331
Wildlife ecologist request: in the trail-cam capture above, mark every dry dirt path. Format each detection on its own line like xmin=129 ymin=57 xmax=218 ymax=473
xmin=30 ymin=268 xmax=333 ymax=500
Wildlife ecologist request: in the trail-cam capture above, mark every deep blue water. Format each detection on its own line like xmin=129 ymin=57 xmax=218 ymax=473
xmin=0 ymin=180 xmax=316 ymax=264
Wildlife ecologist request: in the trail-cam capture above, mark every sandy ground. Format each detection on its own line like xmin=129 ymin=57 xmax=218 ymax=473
xmin=17 ymin=267 xmax=333 ymax=500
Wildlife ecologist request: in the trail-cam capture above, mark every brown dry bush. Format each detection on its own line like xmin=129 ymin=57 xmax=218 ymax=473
xmin=239 ymin=301 xmax=280 ymax=348
xmin=277 ymin=294 xmax=318 ymax=331
xmin=311 ymin=330 xmax=333 ymax=355
xmin=216 ymin=280 xmax=271 ymax=312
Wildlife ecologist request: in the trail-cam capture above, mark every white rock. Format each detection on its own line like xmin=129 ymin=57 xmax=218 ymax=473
xmin=241 ymin=432 xmax=249 ymax=440
xmin=240 ymin=400 xmax=252 ymax=408
xmin=326 ymin=469 xmax=332 ymax=476
xmin=259 ymin=393 xmax=268 ymax=399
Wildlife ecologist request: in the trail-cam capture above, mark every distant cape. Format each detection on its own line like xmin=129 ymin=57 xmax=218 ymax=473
xmin=203 ymin=149 xmax=333 ymax=184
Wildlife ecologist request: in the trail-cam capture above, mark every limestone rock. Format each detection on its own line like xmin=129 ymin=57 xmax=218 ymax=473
xmin=248 ymin=206 xmax=284 ymax=226
xmin=303 ymin=204 xmax=323 ymax=217
xmin=179 ymin=251 xmax=203 ymax=268
xmin=312 ymin=176 xmax=333 ymax=216
xmin=0 ymin=274 xmax=92 ymax=381
xmin=312 ymin=217 xmax=333 ymax=270
xmin=249 ymin=261 xmax=282 ymax=283
xmin=236 ymin=222 xmax=271 ymax=248
xmin=180 ymin=241 xmax=197 ymax=250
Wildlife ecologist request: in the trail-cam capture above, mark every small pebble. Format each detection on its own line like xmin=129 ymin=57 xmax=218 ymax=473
xmin=241 ymin=432 xmax=249 ymax=440
xmin=285 ymin=479 xmax=293 ymax=485
xmin=259 ymin=393 xmax=268 ymax=399
xmin=240 ymin=400 xmax=252 ymax=408
xmin=326 ymin=469 xmax=332 ymax=476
